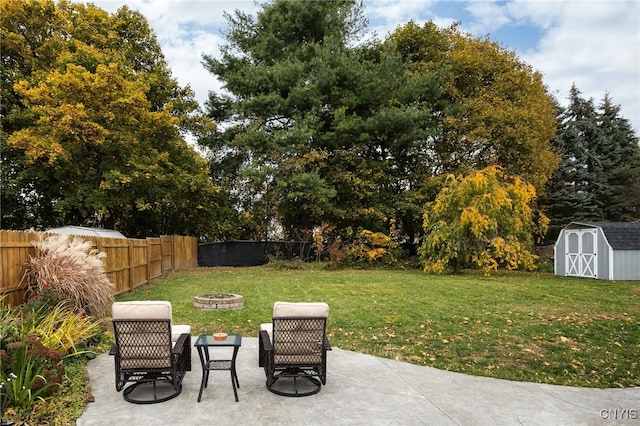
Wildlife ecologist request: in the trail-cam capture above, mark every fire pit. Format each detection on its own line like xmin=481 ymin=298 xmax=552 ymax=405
xmin=193 ymin=293 xmax=244 ymax=310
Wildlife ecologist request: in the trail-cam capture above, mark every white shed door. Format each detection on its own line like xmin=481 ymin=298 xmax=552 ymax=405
xmin=565 ymin=229 xmax=597 ymax=278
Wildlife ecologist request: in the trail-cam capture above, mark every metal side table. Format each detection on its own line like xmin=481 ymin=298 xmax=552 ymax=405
xmin=194 ymin=334 xmax=242 ymax=402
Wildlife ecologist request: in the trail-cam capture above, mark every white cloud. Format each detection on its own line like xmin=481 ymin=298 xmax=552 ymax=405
xmin=92 ymin=0 xmax=639 ymax=134
xmin=506 ymin=0 xmax=563 ymax=29
xmin=366 ymin=0 xmax=438 ymax=24
xmin=464 ymin=1 xmax=512 ymax=35
xmin=161 ymin=30 xmax=225 ymax=105
xmin=517 ymin=1 xmax=639 ymax=129
xmin=93 ymin=0 xmax=261 ymax=105
xmin=363 ymin=0 xmax=455 ymax=41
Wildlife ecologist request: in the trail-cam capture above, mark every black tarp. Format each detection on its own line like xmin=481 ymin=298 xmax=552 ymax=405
xmin=198 ymin=241 xmax=313 ymax=267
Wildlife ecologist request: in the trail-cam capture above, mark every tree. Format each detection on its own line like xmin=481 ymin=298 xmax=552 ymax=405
xmin=387 ymin=22 xmax=558 ymax=193
xmin=541 ymin=85 xmax=640 ymax=240
xmin=420 ymin=166 xmax=546 ymax=274
xmin=203 ymin=5 xmax=558 ymax=243
xmin=593 ymin=94 xmax=640 ymax=221
xmin=202 ymin=0 xmax=447 ymax=239
xmin=1 ymin=0 xmax=220 ymax=237
xmin=541 ymin=86 xmax=601 ymax=239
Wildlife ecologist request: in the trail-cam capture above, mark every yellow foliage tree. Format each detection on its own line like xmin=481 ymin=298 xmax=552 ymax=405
xmin=419 ymin=166 xmax=548 ymax=274
xmin=1 ymin=1 xmax=220 ymax=237
xmin=387 ymin=22 xmax=558 ymax=194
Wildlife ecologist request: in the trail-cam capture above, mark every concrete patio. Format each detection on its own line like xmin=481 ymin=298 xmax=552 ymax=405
xmin=77 ymin=337 xmax=639 ymax=425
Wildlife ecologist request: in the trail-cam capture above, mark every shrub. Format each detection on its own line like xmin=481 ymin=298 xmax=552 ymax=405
xmin=0 ymin=299 xmax=104 ymax=418
xmin=343 ymin=226 xmax=401 ymax=267
xmin=420 ymin=167 xmax=545 ymax=275
xmin=23 ymin=234 xmax=114 ymax=318
xmin=31 ymin=303 xmax=104 ymax=357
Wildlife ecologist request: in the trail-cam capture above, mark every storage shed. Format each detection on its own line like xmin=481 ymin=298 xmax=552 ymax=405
xmin=554 ymin=222 xmax=640 ymax=280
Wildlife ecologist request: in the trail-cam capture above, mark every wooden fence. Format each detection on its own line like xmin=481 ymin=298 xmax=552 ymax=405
xmin=0 ymin=230 xmax=197 ymax=306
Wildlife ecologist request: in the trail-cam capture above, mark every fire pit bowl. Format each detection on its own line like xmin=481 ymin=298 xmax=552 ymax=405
xmin=193 ymin=293 xmax=244 ymax=310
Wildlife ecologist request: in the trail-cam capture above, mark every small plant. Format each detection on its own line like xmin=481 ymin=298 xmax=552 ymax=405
xmin=1 ymin=372 xmax=16 ymax=425
xmin=23 ymin=234 xmax=114 ymax=318
xmin=312 ymin=223 xmax=335 ymax=262
xmin=23 ymin=282 xmax=61 ymax=313
xmin=1 ymin=334 xmax=63 ymax=412
xmin=32 ymin=303 xmax=104 ymax=358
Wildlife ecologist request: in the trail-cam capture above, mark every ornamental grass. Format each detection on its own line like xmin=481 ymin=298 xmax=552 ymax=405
xmin=22 ymin=234 xmax=113 ymax=318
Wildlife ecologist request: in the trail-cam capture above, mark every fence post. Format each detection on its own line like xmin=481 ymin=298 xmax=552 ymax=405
xmin=127 ymin=239 xmax=133 ymax=293
xmin=145 ymin=238 xmax=151 ymax=286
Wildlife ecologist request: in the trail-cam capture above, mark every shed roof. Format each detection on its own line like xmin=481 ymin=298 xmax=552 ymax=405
xmin=567 ymin=222 xmax=640 ymax=250
xmin=46 ymin=226 xmax=126 ymax=239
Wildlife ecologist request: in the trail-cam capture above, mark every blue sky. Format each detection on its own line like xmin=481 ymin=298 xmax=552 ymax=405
xmin=94 ymin=0 xmax=639 ymax=134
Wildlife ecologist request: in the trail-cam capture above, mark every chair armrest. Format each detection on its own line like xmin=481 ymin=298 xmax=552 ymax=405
xmin=323 ymin=335 xmax=332 ymax=351
xmin=259 ymin=329 xmax=273 ymax=351
xmin=172 ymin=333 xmax=190 ymax=355
xmin=109 ymin=344 xmax=116 ymax=356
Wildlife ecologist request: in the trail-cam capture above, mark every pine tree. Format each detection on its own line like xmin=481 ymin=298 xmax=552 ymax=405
xmin=595 ymin=95 xmax=640 ymax=221
xmin=542 ymin=85 xmax=640 ymax=241
xmin=543 ymin=85 xmax=601 ymax=240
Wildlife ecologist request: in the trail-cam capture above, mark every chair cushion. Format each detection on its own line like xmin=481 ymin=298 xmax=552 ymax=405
xmin=171 ymin=324 xmax=191 ymax=343
xmin=260 ymin=323 xmax=273 ymax=333
xmin=113 ymin=302 xmax=191 ymax=343
xmin=112 ymin=301 xmax=172 ymax=321
xmin=273 ymin=302 xmax=329 ymax=318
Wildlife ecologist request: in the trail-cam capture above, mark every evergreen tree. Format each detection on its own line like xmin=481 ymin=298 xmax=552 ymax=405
xmin=595 ymin=95 xmax=640 ymax=221
xmin=542 ymin=85 xmax=640 ymax=241
xmin=202 ymin=0 xmax=445 ymax=239
xmin=203 ymin=2 xmax=559 ymax=241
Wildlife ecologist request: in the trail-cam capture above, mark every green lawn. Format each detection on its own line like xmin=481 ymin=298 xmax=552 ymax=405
xmin=116 ymin=266 xmax=640 ymax=388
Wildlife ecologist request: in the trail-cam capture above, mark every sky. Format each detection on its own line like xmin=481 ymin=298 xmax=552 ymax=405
xmin=93 ymin=0 xmax=640 ymax=135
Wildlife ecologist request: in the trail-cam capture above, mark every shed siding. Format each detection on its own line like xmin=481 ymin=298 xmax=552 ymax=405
xmin=596 ymin=228 xmax=611 ymax=280
xmin=611 ymin=250 xmax=640 ymax=280
xmin=554 ymin=232 xmax=565 ymax=277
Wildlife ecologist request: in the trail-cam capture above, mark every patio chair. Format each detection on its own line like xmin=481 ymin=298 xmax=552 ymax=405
xmin=111 ymin=301 xmax=191 ymax=404
xmin=258 ymin=301 xmax=331 ymax=397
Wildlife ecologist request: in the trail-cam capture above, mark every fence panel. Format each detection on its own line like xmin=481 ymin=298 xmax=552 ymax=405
xmin=173 ymin=235 xmax=198 ymax=269
xmin=0 ymin=230 xmax=197 ymax=306
xmin=0 ymin=230 xmax=39 ymax=305
xmin=96 ymin=238 xmax=132 ymax=296
xmin=129 ymin=239 xmax=149 ymax=292
xmin=160 ymin=235 xmax=174 ymax=273
xmin=147 ymin=237 xmax=163 ymax=280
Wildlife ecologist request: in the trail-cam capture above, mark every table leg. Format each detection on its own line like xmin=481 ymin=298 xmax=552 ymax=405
xmin=231 ymin=346 xmax=240 ymax=401
xmin=196 ymin=346 xmax=210 ymax=402
xmin=230 ymin=371 xmax=238 ymax=402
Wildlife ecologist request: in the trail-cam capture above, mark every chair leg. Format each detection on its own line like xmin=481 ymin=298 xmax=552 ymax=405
xmin=258 ymin=333 xmax=265 ymax=367
xmin=265 ymin=368 xmax=322 ymax=397
xmin=122 ymin=376 xmax=182 ymax=404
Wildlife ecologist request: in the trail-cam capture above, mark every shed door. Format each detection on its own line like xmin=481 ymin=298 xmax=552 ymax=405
xmin=565 ymin=229 xmax=597 ymax=278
